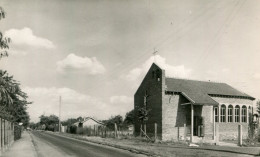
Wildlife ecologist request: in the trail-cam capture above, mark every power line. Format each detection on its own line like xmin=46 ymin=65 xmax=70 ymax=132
xmin=194 ymin=0 xmax=247 ymax=66
xmin=83 ymin=0 xmax=220 ymax=93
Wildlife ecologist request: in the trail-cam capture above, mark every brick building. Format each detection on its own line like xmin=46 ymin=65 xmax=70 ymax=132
xmin=134 ymin=63 xmax=255 ymax=142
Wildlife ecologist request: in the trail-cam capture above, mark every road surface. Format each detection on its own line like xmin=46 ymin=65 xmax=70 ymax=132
xmin=30 ymin=131 xmax=146 ymax=157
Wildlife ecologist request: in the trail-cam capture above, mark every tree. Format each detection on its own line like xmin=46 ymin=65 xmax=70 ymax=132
xmin=103 ymin=115 xmax=123 ymax=130
xmin=0 ymin=6 xmax=10 ymax=58
xmin=39 ymin=114 xmax=59 ymax=131
xmin=0 ymin=7 xmax=30 ymax=127
xmin=137 ymin=93 xmax=151 ymax=136
xmin=61 ymin=118 xmax=78 ymax=126
xmin=257 ymin=100 xmax=260 ymax=116
xmin=124 ymin=109 xmax=134 ymax=125
xmin=0 ymin=70 xmax=31 ymax=127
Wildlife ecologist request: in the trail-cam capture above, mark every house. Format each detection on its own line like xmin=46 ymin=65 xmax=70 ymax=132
xmin=74 ymin=117 xmax=105 ymax=135
xmin=134 ymin=63 xmax=255 ymax=142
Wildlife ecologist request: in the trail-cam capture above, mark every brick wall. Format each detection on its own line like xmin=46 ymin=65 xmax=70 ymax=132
xmin=210 ymin=96 xmax=253 ymax=140
xmin=217 ymin=123 xmax=248 ymax=140
xmin=201 ymin=105 xmax=214 ymax=139
xmin=134 ymin=64 xmax=254 ymax=142
xmin=162 ymin=94 xmax=190 ymax=141
xmin=134 ymin=63 xmax=164 ymax=139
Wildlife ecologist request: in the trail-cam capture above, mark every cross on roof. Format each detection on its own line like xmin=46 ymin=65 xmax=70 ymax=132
xmin=153 ymin=48 xmax=158 ymax=63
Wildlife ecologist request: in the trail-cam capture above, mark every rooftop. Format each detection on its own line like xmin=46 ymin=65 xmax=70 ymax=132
xmin=165 ymin=77 xmax=255 ymax=105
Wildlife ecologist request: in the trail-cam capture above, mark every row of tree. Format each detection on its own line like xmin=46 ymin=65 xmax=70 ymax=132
xmin=0 ymin=7 xmax=30 ymax=127
xmin=30 ymin=109 xmax=135 ymax=132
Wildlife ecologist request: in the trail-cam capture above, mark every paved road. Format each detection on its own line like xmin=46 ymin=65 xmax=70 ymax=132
xmin=30 ymin=131 xmax=146 ymax=157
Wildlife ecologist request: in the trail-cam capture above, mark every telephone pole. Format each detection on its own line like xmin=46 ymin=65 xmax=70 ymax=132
xmin=59 ymin=96 xmax=61 ymax=132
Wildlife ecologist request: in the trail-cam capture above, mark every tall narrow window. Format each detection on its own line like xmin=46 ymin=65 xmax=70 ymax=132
xmin=228 ymin=105 xmax=233 ymax=122
xmin=214 ymin=107 xmax=219 ymax=122
xmin=220 ymin=105 xmax=226 ymax=122
xmin=242 ymin=106 xmax=247 ymax=123
xmin=235 ymin=105 xmax=240 ymax=122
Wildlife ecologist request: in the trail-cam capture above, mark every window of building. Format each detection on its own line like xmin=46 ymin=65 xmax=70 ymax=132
xmin=220 ymin=105 xmax=226 ymax=122
xmin=228 ymin=105 xmax=233 ymax=122
xmin=235 ymin=105 xmax=240 ymax=122
xmin=214 ymin=107 xmax=218 ymax=122
xmin=156 ymin=69 xmax=160 ymax=81
xmin=242 ymin=106 xmax=247 ymax=123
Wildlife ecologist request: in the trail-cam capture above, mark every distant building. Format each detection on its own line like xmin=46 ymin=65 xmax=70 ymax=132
xmin=134 ymin=63 xmax=255 ymax=142
xmin=74 ymin=117 xmax=105 ymax=135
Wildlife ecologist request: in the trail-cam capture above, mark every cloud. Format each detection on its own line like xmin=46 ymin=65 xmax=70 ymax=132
xmin=56 ymin=53 xmax=106 ymax=75
xmin=110 ymin=95 xmax=133 ymax=104
xmin=253 ymin=73 xmax=260 ymax=79
xmin=24 ymin=87 xmax=133 ymax=122
xmin=4 ymin=27 xmax=55 ymax=49
xmin=122 ymin=55 xmax=192 ymax=81
xmin=221 ymin=68 xmax=230 ymax=73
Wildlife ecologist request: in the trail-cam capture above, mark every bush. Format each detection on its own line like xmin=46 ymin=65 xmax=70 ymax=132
xmin=69 ymin=125 xmax=77 ymax=134
xmin=14 ymin=125 xmax=22 ymax=141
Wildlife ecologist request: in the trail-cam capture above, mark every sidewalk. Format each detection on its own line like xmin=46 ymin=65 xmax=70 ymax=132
xmin=2 ymin=131 xmax=37 ymax=157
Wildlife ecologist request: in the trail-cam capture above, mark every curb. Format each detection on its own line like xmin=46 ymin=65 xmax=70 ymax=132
xmin=45 ymin=131 xmax=158 ymax=157
xmin=44 ymin=131 xmax=260 ymax=157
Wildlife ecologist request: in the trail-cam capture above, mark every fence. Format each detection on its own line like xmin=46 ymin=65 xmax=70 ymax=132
xmin=66 ymin=123 xmax=134 ymax=139
xmin=0 ymin=118 xmax=14 ymax=155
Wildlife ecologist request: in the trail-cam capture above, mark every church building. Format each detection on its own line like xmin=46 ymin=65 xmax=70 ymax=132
xmin=134 ymin=63 xmax=255 ymax=142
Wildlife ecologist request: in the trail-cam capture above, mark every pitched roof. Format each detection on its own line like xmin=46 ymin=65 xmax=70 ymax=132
xmin=165 ymin=78 xmax=255 ymax=105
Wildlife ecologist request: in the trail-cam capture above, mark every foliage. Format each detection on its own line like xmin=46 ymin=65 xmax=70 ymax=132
xmin=0 ymin=70 xmax=31 ymax=127
xmin=138 ymin=106 xmax=151 ymax=123
xmin=39 ymin=114 xmax=59 ymax=131
xmin=76 ymin=116 xmax=83 ymax=122
xmin=0 ymin=6 xmax=10 ymax=58
xmin=124 ymin=109 xmax=134 ymax=125
xmin=103 ymin=115 xmax=123 ymax=130
xmin=69 ymin=125 xmax=77 ymax=134
xmin=61 ymin=118 xmax=78 ymax=126
xmin=14 ymin=125 xmax=22 ymax=140
xmin=257 ymin=100 xmax=260 ymax=116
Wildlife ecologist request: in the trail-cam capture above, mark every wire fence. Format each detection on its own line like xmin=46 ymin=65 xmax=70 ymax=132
xmin=64 ymin=124 xmax=134 ymax=139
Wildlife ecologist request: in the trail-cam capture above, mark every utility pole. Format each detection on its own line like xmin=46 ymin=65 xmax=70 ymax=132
xmin=59 ymin=96 xmax=61 ymax=132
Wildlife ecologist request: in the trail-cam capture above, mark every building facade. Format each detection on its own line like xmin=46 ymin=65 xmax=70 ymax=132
xmin=134 ymin=63 xmax=255 ymax=142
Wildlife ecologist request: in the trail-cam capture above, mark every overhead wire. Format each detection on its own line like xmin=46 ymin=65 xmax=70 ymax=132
xmin=83 ymin=0 xmax=220 ymax=94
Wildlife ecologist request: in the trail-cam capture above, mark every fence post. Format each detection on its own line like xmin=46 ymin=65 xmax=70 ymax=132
xmin=1 ymin=119 xmax=3 ymax=151
xmin=8 ymin=121 xmax=10 ymax=146
xmin=238 ymin=124 xmax=242 ymax=146
xmin=184 ymin=123 xmax=186 ymax=141
xmin=11 ymin=122 xmax=13 ymax=144
xmin=7 ymin=121 xmax=9 ymax=147
xmin=0 ymin=118 xmax=2 ymax=154
xmin=215 ymin=124 xmax=219 ymax=145
xmin=104 ymin=127 xmax=107 ymax=138
xmin=154 ymin=123 xmax=157 ymax=142
xmin=140 ymin=124 xmax=142 ymax=137
xmin=144 ymin=124 xmax=146 ymax=135
xmin=4 ymin=120 xmax=6 ymax=149
xmin=114 ymin=123 xmax=118 ymax=138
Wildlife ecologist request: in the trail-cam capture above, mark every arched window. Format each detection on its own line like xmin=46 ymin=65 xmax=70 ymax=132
xmin=228 ymin=105 xmax=233 ymax=122
xmin=235 ymin=105 xmax=240 ymax=122
xmin=242 ymin=106 xmax=247 ymax=123
xmin=220 ymin=105 xmax=226 ymax=122
xmin=214 ymin=107 xmax=218 ymax=122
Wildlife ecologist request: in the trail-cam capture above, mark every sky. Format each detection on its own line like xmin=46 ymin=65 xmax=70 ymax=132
xmin=0 ymin=0 xmax=260 ymax=122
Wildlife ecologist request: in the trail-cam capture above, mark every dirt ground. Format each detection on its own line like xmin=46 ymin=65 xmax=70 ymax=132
xmin=55 ymin=132 xmax=256 ymax=157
